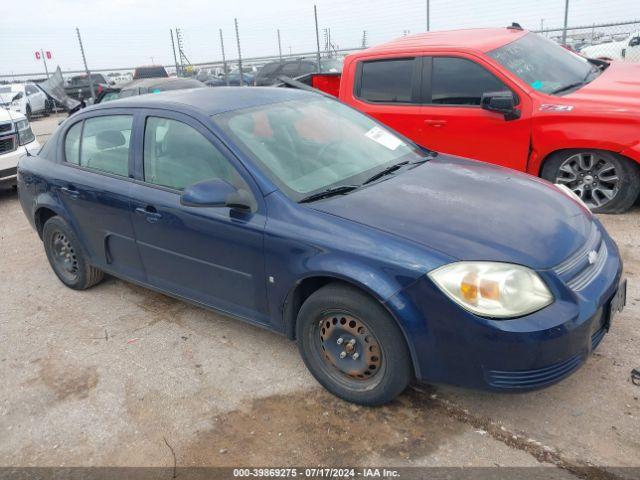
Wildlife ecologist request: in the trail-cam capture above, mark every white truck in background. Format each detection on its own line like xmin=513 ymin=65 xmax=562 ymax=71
xmin=0 ymin=109 xmax=40 ymax=188
xmin=581 ymin=31 xmax=640 ymax=61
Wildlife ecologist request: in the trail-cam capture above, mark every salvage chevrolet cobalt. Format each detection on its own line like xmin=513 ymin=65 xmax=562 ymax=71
xmin=18 ymin=88 xmax=625 ymax=405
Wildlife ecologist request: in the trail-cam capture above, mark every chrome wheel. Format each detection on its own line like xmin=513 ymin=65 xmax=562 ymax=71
xmin=555 ymin=152 xmax=619 ymax=209
xmin=317 ymin=313 xmax=382 ymax=381
xmin=51 ymin=231 xmax=79 ymax=282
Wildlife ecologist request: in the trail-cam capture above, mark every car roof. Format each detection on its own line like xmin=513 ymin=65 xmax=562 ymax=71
xmin=91 ymin=86 xmax=316 ymax=115
xmin=120 ymin=77 xmax=204 ymax=90
xmin=357 ymin=27 xmax=528 ymax=55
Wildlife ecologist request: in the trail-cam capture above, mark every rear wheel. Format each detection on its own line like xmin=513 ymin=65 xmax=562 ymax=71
xmin=542 ymin=150 xmax=640 ymax=213
xmin=296 ymin=283 xmax=412 ymax=405
xmin=43 ymin=216 xmax=104 ymax=290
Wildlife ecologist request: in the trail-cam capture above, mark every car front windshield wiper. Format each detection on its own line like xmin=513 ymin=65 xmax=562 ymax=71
xmin=298 ymin=185 xmax=360 ymax=203
xmin=362 ymin=161 xmax=410 ymax=186
xmin=550 ymin=81 xmax=586 ymax=95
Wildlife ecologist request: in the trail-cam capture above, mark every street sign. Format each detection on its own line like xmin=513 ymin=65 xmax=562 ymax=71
xmin=45 ymin=51 xmax=52 ymax=59
xmin=35 ymin=51 xmax=41 ymax=60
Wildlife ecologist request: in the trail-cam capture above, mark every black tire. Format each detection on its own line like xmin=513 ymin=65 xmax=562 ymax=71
xmin=541 ymin=149 xmax=640 ymax=214
xmin=25 ymin=104 xmax=31 ymax=121
xmin=42 ymin=216 xmax=104 ymax=290
xmin=296 ymin=283 xmax=413 ymax=405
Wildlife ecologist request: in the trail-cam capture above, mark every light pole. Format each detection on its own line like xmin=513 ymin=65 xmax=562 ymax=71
xmin=426 ymin=0 xmax=430 ymax=31
xmin=562 ymin=0 xmax=570 ymax=45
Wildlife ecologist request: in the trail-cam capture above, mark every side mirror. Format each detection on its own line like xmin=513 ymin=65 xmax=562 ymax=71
xmin=481 ymin=91 xmax=520 ymax=121
xmin=180 ymin=178 xmax=253 ymax=211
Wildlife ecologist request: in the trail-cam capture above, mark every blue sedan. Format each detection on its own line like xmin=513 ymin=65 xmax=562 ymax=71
xmin=17 ymin=87 xmax=625 ymax=405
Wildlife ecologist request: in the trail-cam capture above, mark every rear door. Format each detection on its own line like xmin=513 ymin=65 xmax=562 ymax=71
xmin=56 ymin=111 xmax=145 ymax=281
xmin=418 ymin=55 xmax=532 ymax=170
xmin=128 ymin=110 xmax=269 ymax=323
xmin=348 ymin=57 xmax=424 ymax=143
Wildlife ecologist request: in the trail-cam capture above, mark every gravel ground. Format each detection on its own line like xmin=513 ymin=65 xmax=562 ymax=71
xmin=0 ymin=116 xmax=638 ymax=476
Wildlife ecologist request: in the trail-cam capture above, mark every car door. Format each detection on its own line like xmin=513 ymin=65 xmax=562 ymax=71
xmin=128 ymin=111 xmax=269 ymax=324
xmin=56 ymin=112 xmax=145 ymax=282
xmin=623 ymin=33 xmax=640 ymax=61
xmin=25 ymin=84 xmax=45 ymax=113
xmin=418 ymin=55 xmax=532 ymax=170
xmin=348 ymin=56 xmax=424 ymax=143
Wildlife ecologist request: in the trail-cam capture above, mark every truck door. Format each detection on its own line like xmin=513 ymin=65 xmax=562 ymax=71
xmin=347 ymin=57 xmax=425 ymax=143
xmin=418 ymin=55 xmax=532 ymax=171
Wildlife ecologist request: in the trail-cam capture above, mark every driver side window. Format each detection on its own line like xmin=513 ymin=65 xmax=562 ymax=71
xmin=143 ymin=117 xmax=244 ymax=191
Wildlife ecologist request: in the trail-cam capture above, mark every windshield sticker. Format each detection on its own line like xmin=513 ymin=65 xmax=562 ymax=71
xmin=531 ymin=80 xmax=544 ymax=90
xmin=539 ymin=104 xmax=574 ymax=112
xmin=365 ymin=126 xmax=404 ymax=150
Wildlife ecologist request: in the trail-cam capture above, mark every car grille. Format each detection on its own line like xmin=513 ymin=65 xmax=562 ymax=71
xmin=485 ymin=353 xmax=583 ymax=389
xmin=0 ymin=135 xmax=16 ymax=155
xmin=0 ymin=122 xmax=13 ymax=134
xmin=554 ymin=224 xmax=607 ymax=291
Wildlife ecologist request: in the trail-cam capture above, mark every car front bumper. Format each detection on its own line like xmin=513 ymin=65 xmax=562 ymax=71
xmin=387 ymin=229 xmax=623 ymax=391
xmin=0 ymin=140 xmax=41 ymax=186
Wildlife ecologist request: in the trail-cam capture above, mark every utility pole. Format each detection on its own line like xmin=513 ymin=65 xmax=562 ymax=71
xmin=540 ymin=19 xmax=544 ymax=32
xmin=234 ymin=18 xmax=244 ymax=87
xmin=361 ymin=30 xmax=367 ymax=49
xmin=75 ymin=27 xmax=95 ymax=101
xmin=170 ymin=29 xmax=179 ymax=76
xmin=426 ymin=0 xmax=430 ymax=31
xmin=219 ymin=29 xmax=229 ymax=86
xmin=39 ymin=49 xmax=49 ymax=78
xmin=277 ymin=29 xmax=283 ymax=62
xmin=314 ymin=4 xmax=321 ymax=73
xmin=562 ymin=0 xmax=570 ymax=45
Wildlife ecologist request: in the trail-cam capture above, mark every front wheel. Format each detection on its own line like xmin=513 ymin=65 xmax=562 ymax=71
xmin=296 ymin=283 xmax=413 ymax=405
xmin=42 ymin=216 xmax=104 ymax=290
xmin=542 ymin=150 xmax=640 ymax=213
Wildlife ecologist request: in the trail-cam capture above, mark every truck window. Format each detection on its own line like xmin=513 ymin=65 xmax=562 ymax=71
xmin=430 ymin=57 xmax=507 ymax=106
xmin=358 ymin=58 xmax=415 ymax=103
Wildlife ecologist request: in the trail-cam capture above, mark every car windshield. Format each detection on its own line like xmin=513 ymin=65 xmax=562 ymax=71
xmin=488 ymin=33 xmax=597 ymax=95
xmin=213 ymin=97 xmax=426 ymax=200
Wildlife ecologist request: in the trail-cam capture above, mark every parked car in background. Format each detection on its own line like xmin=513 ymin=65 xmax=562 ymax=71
xmin=303 ymin=27 xmax=640 ymax=213
xmin=0 ymin=108 xmax=40 ymax=187
xmin=17 ymin=87 xmax=624 ymax=405
xmin=94 ymin=77 xmax=206 ymax=104
xmin=205 ymin=71 xmax=254 ymax=87
xmin=0 ymin=83 xmax=49 ymax=120
xmin=132 ymin=65 xmax=169 ymax=80
xmin=254 ymin=57 xmax=343 ymax=86
xmin=581 ymin=31 xmax=640 ymax=61
xmin=65 ymin=74 xmax=112 ymax=101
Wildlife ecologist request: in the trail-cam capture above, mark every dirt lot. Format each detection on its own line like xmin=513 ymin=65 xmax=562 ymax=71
xmin=0 ymin=116 xmax=639 ymax=476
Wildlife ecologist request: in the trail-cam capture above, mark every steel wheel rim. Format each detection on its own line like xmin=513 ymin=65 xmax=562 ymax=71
xmin=555 ymin=152 xmax=619 ymax=209
xmin=51 ymin=231 xmax=79 ymax=281
xmin=316 ymin=312 xmax=383 ymax=382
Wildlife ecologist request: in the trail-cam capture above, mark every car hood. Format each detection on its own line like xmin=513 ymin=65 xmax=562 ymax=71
xmin=309 ymin=155 xmax=593 ymax=270
xmin=562 ymin=61 xmax=640 ymax=111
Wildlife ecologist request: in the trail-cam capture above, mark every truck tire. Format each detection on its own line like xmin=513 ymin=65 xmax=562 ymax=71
xmin=43 ymin=216 xmax=104 ymax=290
xmin=296 ymin=283 xmax=413 ymax=405
xmin=541 ymin=150 xmax=640 ymax=214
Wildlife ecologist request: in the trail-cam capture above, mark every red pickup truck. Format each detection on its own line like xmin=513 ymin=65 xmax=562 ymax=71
xmin=307 ymin=26 xmax=640 ymax=213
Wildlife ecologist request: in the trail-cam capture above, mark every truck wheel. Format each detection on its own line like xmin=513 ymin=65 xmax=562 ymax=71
xmin=542 ymin=150 xmax=640 ymax=213
xmin=296 ymin=283 xmax=413 ymax=405
xmin=43 ymin=216 xmax=104 ymax=290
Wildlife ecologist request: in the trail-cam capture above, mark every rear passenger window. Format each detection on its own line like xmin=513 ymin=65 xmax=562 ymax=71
xmin=358 ymin=58 xmax=415 ymax=103
xmin=64 ymin=122 xmax=82 ymax=165
xmin=143 ymin=117 xmax=243 ymax=191
xmin=431 ymin=57 xmax=508 ymax=106
xmin=80 ymin=115 xmax=132 ymax=176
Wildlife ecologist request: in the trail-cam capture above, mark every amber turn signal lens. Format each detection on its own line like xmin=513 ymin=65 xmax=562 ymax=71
xmin=460 ymin=272 xmax=478 ymax=303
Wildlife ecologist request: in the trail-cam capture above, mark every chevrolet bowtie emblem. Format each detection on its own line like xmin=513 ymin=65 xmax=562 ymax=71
xmin=588 ymin=250 xmax=598 ymax=265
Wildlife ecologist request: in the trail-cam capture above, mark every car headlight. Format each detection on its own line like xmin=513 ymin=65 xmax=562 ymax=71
xmin=555 ymin=183 xmax=589 ymax=210
xmin=16 ymin=119 xmax=35 ymax=146
xmin=428 ymin=262 xmax=554 ymax=318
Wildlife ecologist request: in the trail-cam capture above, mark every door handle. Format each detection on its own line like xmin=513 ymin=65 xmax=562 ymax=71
xmin=60 ymin=186 xmax=79 ymax=198
xmin=424 ymin=119 xmax=447 ymax=128
xmin=135 ymin=206 xmax=162 ymax=223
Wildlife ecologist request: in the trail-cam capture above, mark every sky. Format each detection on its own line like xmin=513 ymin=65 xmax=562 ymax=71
xmin=0 ymin=0 xmax=635 ymax=77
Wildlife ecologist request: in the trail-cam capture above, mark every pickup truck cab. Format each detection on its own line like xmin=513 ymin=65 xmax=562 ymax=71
xmin=581 ymin=31 xmax=640 ymax=62
xmin=308 ymin=27 xmax=640 ymax=213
